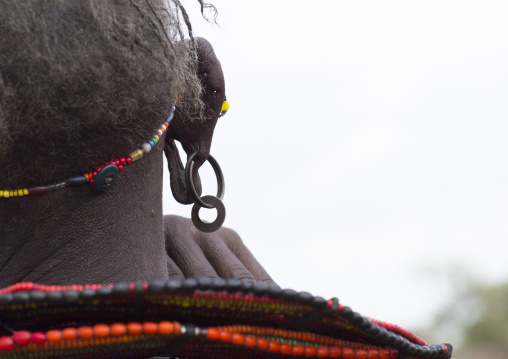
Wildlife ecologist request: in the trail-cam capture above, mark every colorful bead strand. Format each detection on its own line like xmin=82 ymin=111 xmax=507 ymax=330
xmin=0 ymin=98 xmax=177 ymax=198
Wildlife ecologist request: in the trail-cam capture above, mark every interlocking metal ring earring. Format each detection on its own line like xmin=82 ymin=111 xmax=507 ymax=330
xmin=185 ymin=147 xmax=226 ymax=233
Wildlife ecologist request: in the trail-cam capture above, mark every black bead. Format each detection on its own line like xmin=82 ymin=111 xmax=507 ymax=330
xmin=241 ymin=279 xmax=253 ymax=292
xmin=358 ymin=317 xmax=372 ymax=330
xmin=329 ymin=297 xmax=339 ymax=311
xmin=67 ymin=175 xmax=87 ymax=186
xmin=225 ymin=279 xmax=242 ymax=291
xmin=93 ymin=164 xmax=119 ymax=194
xmin=366 ymin=325 xmax=382 ymax=337
xmin=12 ymin=291 xmax=30 ymax=304
xmin=166 ymin=280 xmax=182 ymax=293
xmin=182 ymin=278 xmax=198 ymax=292
xmin=46 ymin=291 xmax=63 ymax=303
xmin=266 ymin=284 xmax=282 ymax=298
xmin=30 ymin=291 xmax=46 ymax=302
xmin=341 ymin=306 xmax=354 ymax=319
xmin=350 ymin=312 xmax=364 ymax=326
xmin=197 ymin=277 xmax=212 ymax=290
xmin=297 ymin=291 xmax=313 ymax=304
xmin=428 ymin=345 xmax=439 ymax=358
xmin=80 ymin=289 xmax=96 ymax=300
xmin=281 ymin=289 xmax=298 ymax=301
xmin=112 ymin=283 xmax=129 ymax=296
xmin=183 ymin=324 xmax=197 ymax=337
xmin=0 ymin=294 xmax=13 ymax=306
xmin=148 ymin=280 xmax=166 ymax=294
xmin=312 ymin=296 xmax=327 ymax=310
xmin=211 ymin=278 xmax=226 ymax=290
xmin=96 ymin=287 xmax=112 ymax=298
xmin=399 ymin=340 xmax=411 ymax=353
xmin=63 ymin=291 xmax=79 ymax=302
xmin=252 ymin=281 xmax=268 ymax=295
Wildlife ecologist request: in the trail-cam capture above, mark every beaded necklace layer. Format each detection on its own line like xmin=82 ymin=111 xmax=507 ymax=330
xmin=0 ymin=99 xmax=178 ymax=198
xmin=0 ymin=280 xmax=453 ymax=359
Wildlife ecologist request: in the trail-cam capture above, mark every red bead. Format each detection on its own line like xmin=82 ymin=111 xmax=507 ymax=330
xmin=126 ymin=157 xmax=132 ymax=165
xmin=342 ymin=348 xmax=355 ymax=359
xmin=317 ymin=347 xmax=330 ymax=357
xmin=367 ymin=350 xmax=379 ymax=359
xmin=143 ymin=322 xmax=158 ymax=335
xmin=268 ymin=341 xmax=280 ymax=353
xmin=219 ymin=331 xmax=231 ymax=343
xmin=379 ymin=350 xmax=389 ymax=359
xmin=118 ymin=165 xmax=124 ymax=171
xmin=257 ymin=338 xmax=269 ymax=350
xmin=206 ymin=328 xmax=220 ymax=341
xmin=329 ymin=347 xmax=341 ymax=358
xmin=244 ymin=335 xmax=256 ymax=348
xmin=280 ymin=344 xmax=292 ymax=355
xmin=0 ymin=336 xmax=14 ymax=352
xmin=292 ymin=345 xmax=305 ymax=356
xmin=31 ymin=332 xmax=46 ymax=345
xmin=92 ymin=171 xmax=97 ymax=178
xmin=115 ymin=160 xmax=120 ymax=166
xmin=231 ymin=333 xmax=245 ymax=346
xmin=120 ymin=157 xmax=126 ymax=165
xmin=356 ymin=349 xmax=368 ymax=359
xmin=12 ymin=331 xmax=31 ymax=346
xmin=305 ymin=346 xmax=317 ymax=357
xmin=47 ymin=330 xmax=62 ymax=342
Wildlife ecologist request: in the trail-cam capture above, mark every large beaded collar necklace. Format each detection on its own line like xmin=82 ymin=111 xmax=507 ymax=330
xmin=0 ymin=99 xmax=178 ymax=198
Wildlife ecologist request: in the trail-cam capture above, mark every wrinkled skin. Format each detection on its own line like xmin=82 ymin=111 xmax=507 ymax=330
xmin=0 ymin=37 xmax=274 ymax=287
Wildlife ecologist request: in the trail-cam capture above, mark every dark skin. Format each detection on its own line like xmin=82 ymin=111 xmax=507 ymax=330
xmin=0 ymin=38 xmax=274 ymax=288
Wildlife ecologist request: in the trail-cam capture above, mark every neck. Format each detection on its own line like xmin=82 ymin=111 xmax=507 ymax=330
xmin=0 ymin=148 xmax=169 ymax=287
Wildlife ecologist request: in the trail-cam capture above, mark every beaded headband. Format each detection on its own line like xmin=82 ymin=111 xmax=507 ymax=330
xmin=0 ymin=99 xmax=178 ymax=198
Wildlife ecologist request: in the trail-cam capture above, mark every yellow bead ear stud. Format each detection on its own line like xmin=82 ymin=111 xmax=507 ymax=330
xmin=220 ymin=97 xmax=229 ymax=117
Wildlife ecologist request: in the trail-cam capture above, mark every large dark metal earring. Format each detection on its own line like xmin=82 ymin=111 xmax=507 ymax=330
xmin=185 ymin=147 xmax=226 ymax=233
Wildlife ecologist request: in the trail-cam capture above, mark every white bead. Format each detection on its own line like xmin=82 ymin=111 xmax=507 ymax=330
xmin=161 ymin=124 xmax=167 ymax=130
xmin=157 ymin=129 xmax=163 ymax=136
xmin=141 ymin=142 xmax=152 ymax=153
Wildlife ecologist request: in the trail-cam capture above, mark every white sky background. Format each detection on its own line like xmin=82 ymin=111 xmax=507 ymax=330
xmin=163 ymin=0 xmax=508 ymax=331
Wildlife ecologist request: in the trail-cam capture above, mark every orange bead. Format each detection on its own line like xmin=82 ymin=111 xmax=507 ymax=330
xmin=62 ymin=328 xmax=77 ymax=340
xmin=355 ymin=349 xmax=368 ymax=359
xmin=329 ymin=347 xmax=341 ymax=358
xmin=127 ymin=323 xmax=143 ymax=335
xmin=292 ymin=345 xmax=305 ymax=356
xmin=174 ymin=322 xmax=181 ymax=335
xmin=219 ymin=331 xmax=232 ymax=343
xmin=77 ymin=326 xmax=93 ymax=339
xmin=280 ymin=344 xmax=292 ymax=355
xmin=268 ymin=341 xmax=280 ymax=353
xmin=379 ymin=350 xmax=389 ymax=359
xmin=245 ymin=335 xmax=257 ymax=348
xmin=206 ymin=328 xmax=220 ymax=341
xmin=111 ymin=323 xmax=126 ymax=336
xmin=317 ymin=347 xmax=330 ymax=357
xmin=94 ymin=324 xmax=110 ymax=337
xmin=305 ymin=346 xmax=317 ymax=357
xmin=231 ymin=333 xmax=245 ymax=346
xmin=47 ymin=330 xmax=62 ymax=342
xmin=143 ymin=322 xmax=158 ymax=335
xmin=367 ymin=350 xmax=379 ymax=359
xmin=342 ymin=348 xmax=355 ymax=359
xmin=257 ymin=338 xmax=269 ymax=350
xmin=158 ymin=322 xmax=174 ymax=335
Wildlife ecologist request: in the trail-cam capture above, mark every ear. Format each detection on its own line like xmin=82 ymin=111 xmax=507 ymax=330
xmin=164 ymin=37 xmax=226 ymax=204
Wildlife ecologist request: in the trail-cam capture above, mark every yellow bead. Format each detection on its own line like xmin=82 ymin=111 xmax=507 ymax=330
xmin=23 ymin=188 xmax=28 ymax=195
xmin=0 ymin=191 xmax=3 ymax=197
xmin=129 ymin=149 xmax=144 ymax=162
xmin=221 ymin=101 xmax=230 ymax=112
xmin=18 ymin=189 xmax=23 ymax=196
xmin=4 ymin=191 xmax=9 ymax=198
xmin=10 ymin=190 xmax=14 ymax=197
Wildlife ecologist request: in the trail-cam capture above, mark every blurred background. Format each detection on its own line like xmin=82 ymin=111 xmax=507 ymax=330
xmin=163 ymin=1 xmax=508 ymax=356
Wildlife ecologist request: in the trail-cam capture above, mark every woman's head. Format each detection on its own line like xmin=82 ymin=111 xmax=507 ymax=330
xmin=0 ymin=0 xmax=206 ymax=187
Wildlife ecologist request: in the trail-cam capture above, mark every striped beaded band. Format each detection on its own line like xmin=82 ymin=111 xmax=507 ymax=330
xmin=0 ymin=280 xmax=453 ymax=359
xmin=0 ymin=99 xmax=177 ymax=198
